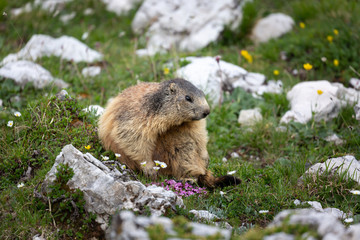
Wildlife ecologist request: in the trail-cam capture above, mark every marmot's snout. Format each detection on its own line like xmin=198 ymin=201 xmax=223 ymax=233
xmin=202 ymin=108 xmax=210 ymax=118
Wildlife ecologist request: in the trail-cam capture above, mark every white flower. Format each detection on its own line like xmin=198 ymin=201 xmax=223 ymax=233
xmin=154 ymin=160 xmax=161 ymax=166
xmin=101 ymin=155 xmax=109 ymax=161
xmin=121 ymin=165 xmax=126 ymax=170
xmin=115 ymin=153 xmax=121 ymax=158
xmin=7 ymin=121 xmax=13 ymax=127
xmin=140 ymin=161 xmax=147 ymax=166
xmin=14 ymin=111 xmax=21 ymax=117
xmin=227 ymin=170 xmax=236 ymax=175
xmin=321 ymin=57 xmax=327 ymax=62
xmin=220 ymin=191 xmax=225 ymax=196
xmin=350 ymin=190 xmax=360 ymax=195
xmin=259 ymin=210 xmax=269 ymax=214
xmin=160 ymin=162 xmax=167 ymax=168
xmin=17 ymin=183 xmax=25 ymax=188
xmin=293 ymin=199 xmax=301 ymax=206
xmin=222 ymin=157 xmax=227 ymax=163
xmin=344 ymin=218 xmax=354 ymax=223
xmin=153 ymin=167 xmax=160 ymax=171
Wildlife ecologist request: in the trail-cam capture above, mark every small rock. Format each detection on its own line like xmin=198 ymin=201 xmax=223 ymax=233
xmin=231 ymin=152 xmax=240 ymax=158
xmin=280 ymin=80 xmax=360 ymax=124
xmin=59 ymin=12 xmax=76 ymax=24
xmin=354 ymin=102 xmax=360 ymax=121
xmin=83 ymin=8 xmax=94 ymax=15
xmin=264 ymin=232 xmax=294 ymax=240
xmin=55 ymin=90 xmax=70 ymax=100
xmin=190 ymin=222 xmax=231 ymax=240
xmin=268 ymin=208 xmax=345 ymax=239
xmin=293 ymin=199 xmax=301 ymax=206
xmin=82 ymin=105 xmax=104 ymax=116
xmin=350 ymin=78 xmax=360 ymax=90
xmin=189 ymin=210 xmax=219 ymax=221
xmin=238 ymin=108 xmax=263 ymax=126
xmin=324 ymin=134 xmax=345 ymax=146
xmin=82 ymin=66 xmax=101 ymax=77
xmin=222 ymin=157 xmax=228 ymax=163
xmin=251 ymin=13 xmax=295 ymax=43
xmin=0 ymin=60 xmax=69 ymax=89
xmin=1 ymin=34 xmax=103 ymax=65
xmin=300 ymin=155 xmax=360 ymax=184
xmin=101 ymin=0 xmax=143 ymax=16
xmin=0 ymin=99 xmax=2 ymax=107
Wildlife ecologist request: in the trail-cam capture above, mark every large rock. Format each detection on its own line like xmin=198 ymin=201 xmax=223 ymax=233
xmin=251 ymin=13 xmax=295 ymax=43
xmin=132 ymin=0 xmax=246 ymax=55
xmin=0 ymin=60 xmax=68 ymax=89
xmin=42 ymin=145 xmax=183 ymax=230
xmin=106 ymin=210 xmax=232 ymax=240
xmin=176 ymin=56 xmax=282 ymax=104
xmin=354 ymin=102 xmax=360 ymax=121
xmin=1 ymin=34 xmax=103 ymax=65
xmin=281 ymin=80 xmax=360 ymax=124
xmin=300 ymin=155 xmax=360 ymax=184
xmin=238 ymin=108 xmax=263 ymax=126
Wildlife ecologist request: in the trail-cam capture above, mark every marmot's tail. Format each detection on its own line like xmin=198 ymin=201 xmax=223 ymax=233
xmin=198 ymin=170 xmax=241 ymax=189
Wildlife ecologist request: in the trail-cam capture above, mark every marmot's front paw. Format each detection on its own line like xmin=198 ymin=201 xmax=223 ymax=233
xmin=181 ymin=177 xmax=197 ymax=185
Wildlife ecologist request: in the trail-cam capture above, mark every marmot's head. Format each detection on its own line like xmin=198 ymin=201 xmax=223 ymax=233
xmin=163 ymin=78 xmax=210 ymax=121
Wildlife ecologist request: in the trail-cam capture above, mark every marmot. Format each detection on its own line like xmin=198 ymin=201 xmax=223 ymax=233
xmin=98 ymin=78 xmax=240 ymax=188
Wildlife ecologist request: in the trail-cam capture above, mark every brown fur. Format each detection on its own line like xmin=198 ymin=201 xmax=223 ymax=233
xmin=98 ymin=78 xmax=240 ymax=188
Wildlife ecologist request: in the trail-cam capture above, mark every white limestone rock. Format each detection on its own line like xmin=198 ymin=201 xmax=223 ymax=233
xmin=301 ymin=155 xmax=360 ymax=184
xmin=355 ymin=102 xmax=360 ymax=121
xmin=280 ymin=80 xmax=360 ymax=124
xmin=101 ymin=0 xmax=143 ymax=16
xmin=0 ymin=60 xmax=68 ymax=89
xmin=107 ymin=210 xmax=231 ymax=240
xmin=1 ymin=34 xmax=103 ymax=65
xmin=350 ymin=78 xmax=360 ymax=90
xmin=82 ymin=66 xmax=101 ymax=77
xmin=251 ymin=13 xmax=295 ymax=43
xmin=42 ymin=145 xmax=183 ymax=230
xmin=82 ymin=105 xmax=104 ymax=116
xmin=176 ymin=57 xmax=279 ymax=104
xmin=132 ymin=0 xmax=246 ymax=55
xmin=324 ymin=134 xmax=345 ymax=146
xmin=268 ymin=209 xmax=346 ymax=239
xmin=59 ymin=12 xmax=76 ymax=24
xmin=189 ymin=210 xmax=220 ymax=221
xmin=11 ymin=0 xmax=72 ymax=16
xmin=238 ymin=108 xmax=263 ymax=126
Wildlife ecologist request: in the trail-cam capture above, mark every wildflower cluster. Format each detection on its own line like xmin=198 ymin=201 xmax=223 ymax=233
xmin=154 ymin=179 xmax=207 ymax=197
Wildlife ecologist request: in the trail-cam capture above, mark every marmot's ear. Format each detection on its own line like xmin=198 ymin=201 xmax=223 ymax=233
xmin=169 ymin=83 xmax=177 ymax=94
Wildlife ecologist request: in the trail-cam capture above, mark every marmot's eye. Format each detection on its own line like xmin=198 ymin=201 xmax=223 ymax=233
xmin=185 ymin=95 xmax=193 ymax=102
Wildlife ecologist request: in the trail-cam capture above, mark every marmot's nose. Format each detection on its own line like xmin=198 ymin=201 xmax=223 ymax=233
xmin=202 ymin=109 xmax=210 ymax=118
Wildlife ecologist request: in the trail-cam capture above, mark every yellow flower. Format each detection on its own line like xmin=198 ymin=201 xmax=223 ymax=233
xmin=327 ymin=35 xmax=333 ymax=43
xmin=333 ymin=29 xmax=339 ymax=35
xmin=299 ymin=22 xmax=305 ymax=29
xmin=317 ymin=90 xmax=323 ymax=95
xmin=273 ymin=70 xmax=280 ymax=76
xmin=333 ymin=59 xmax=339 ymax=67
xmin=303 ymin=63 xmax=313 ymax=71
xmin=163 ymin=67 xmax=170 ymax=75
xmin=240 ymin=50 xmax=253 ymax=63
xmin=85 ymin=145 xmax=91 ymax=150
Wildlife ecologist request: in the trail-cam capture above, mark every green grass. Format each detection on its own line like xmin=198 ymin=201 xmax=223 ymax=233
xmin=1 ymin=0 xmax=360 ymax=239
